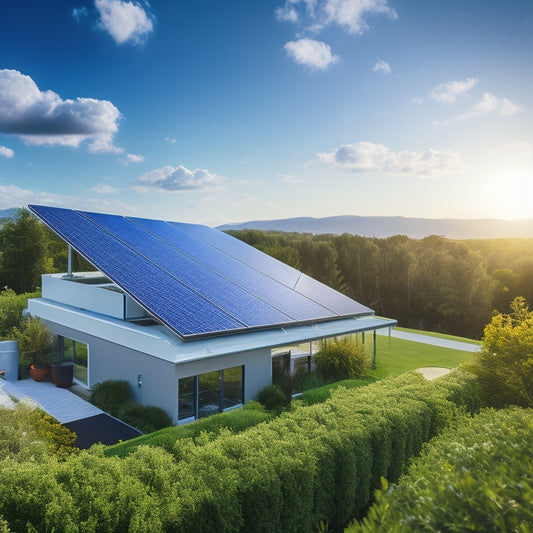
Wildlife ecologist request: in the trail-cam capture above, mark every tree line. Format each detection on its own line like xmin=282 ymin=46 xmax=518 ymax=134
xmin=1 ymin=209 xmax=532 ymax=339
xmin=228 ymin=229 xmax=533 ymax=339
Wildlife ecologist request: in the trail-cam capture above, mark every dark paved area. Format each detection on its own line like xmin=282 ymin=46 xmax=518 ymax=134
xmin=63 ymin=413 xmax=143 ymax=449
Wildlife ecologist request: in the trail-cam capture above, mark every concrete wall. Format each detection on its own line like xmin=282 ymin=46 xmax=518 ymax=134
xmin=42 ymin=319 xmax=273 ymax=424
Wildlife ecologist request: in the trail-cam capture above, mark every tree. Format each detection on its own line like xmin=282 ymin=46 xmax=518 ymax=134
xmin=0 ymin=209 xmax=46 ymax=293
xmin=465 ymin=296 xmax=533 ymax=407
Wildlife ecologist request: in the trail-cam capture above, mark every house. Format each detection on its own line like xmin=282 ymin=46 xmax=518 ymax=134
xmin=27 ymin=205 xmax=397 ymax=423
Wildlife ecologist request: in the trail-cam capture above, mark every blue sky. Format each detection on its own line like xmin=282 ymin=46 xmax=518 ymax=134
xmin=0 ymin=0 xmax=531 ymax=225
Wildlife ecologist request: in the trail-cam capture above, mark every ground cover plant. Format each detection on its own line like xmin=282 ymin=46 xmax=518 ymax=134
xmin=347 ymin=406 xmax=533 ymax=532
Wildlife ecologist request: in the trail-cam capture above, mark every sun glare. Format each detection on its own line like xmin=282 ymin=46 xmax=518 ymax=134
xmin=484 ymin=171 xmax=533 ymax=220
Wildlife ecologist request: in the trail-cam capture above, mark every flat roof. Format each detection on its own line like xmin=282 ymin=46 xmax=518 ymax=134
xmin=28 ymin=298 xmax=397 ymax=365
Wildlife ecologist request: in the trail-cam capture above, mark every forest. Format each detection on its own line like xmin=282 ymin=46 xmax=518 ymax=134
xmin=1 ymin=208 xmax=533 ymax=339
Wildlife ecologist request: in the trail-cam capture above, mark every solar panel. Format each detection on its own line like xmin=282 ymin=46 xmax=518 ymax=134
xmin=128 ymin=216 xmax=333 ymax=321
xmin=29 ymin=205 xmax=374 ymax=339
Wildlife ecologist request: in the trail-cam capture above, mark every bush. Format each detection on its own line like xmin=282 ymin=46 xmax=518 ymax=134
xmin=89 ymin=380 xmax=132 ymax=415
xmin=348 ymin=407 xmax=533 ymax=532
xmin=117 ymin=402 xmax=172 ymax=434
xmin=465 ymin=296 xmax=533 ymax=408
xmin=0 ymin=288 xmax=40 ymax=337
xmin=314 ymin=336 xmax=368 ymax=382
xmin=256 ymin=384 xmax=290 ymax=411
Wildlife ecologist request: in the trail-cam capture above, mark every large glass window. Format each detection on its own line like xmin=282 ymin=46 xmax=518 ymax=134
xmin=178 ymin=366 xmax=244 ymax=421
xmin=60 ymin=337 xmax=88 ymax=386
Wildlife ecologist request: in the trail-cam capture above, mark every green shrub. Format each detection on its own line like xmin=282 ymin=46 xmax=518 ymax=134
xmin=89 ymin=380 xmax=132 ymax=415
xmin=0 ymin=288 xmax=40 ymax=337
xmin=256 ymin=384 xmax=290 ymax=411
xmin=314 ymin=336 xmax=368 ymax=382
xmin=117 ymin=402 xmax=172 ymax=433
xmin=348 ymin=407 xmax=533 ymax=532
xmin=106 ymin=401 xmax=273 ymax=458
xmin=465 ymin=296 xmax=533 ymax=408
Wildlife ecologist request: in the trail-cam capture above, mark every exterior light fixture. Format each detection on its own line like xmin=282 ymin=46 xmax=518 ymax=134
xmin=138 ymin=374 xmax=142 ymax=387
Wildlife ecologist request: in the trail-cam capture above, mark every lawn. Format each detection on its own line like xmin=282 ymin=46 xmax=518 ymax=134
xmin=368 ymin=332 xmax=476 ymax=380
xmin=394 ymin=326 xmax=482 ymax=346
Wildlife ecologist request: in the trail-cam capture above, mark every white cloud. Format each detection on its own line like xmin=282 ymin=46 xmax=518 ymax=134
xmin=135 ymin=165 xmax=225 ymax=192
xmin=276 ymin=0 xmax=397 ymax=34
xmin=92 ymin=183 xmax=119 ymax=194
xmin=0 ymin=146 xmax=14 ymax=158
xmin=164 ymin=137 xmax=178 ymax=144
xmin=0 ymin=69 xmax=122 ymax=153
xmin=95 ymin=0 xmax=154 ymax=45
xmin=123 ymin=153 xmax=144 ymax=164
xmin=373 ymin=59 xmax=390 ymax=74
xmin=0 ymin=184 xmax=136 ymax=214
xmin=437 ymin=92 xmax=523 ymax=124
xmin=316 ymin=141 xmax=465 ymax=176
xmin=429 ymin=77 xmax=478 ymax=104
xmin=284 ymin=38 xmax=338 ymax=70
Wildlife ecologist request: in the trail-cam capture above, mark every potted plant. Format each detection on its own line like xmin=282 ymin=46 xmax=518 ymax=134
xmin=51 ymin=361 xmax=74 ymax=388
xmin=12 ymin=317 xmax=54 ymax=381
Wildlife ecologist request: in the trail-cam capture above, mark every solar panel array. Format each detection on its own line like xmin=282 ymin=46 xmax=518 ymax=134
xmin=29 ymin=205 xmax=373 ymax=339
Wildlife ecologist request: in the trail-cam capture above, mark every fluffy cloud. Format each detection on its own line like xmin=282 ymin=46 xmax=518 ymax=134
xmin=135 ymin=165 xmax=225 ymax=192
xmin=276 ymin=0 xmax=397 ymax=34
xmin=0 ymin=146 xmax=14 ymax=158
xmin=373 ymin=59 xmax=391 ymax=74
xmin=123 ymin=153 xmax=144 ymax=164
xmin=284 ymin=38 xmax=338 ymax=70
xmin=436 ymin=92 xmax=522 ymax=125
xmin=95 ymin=0 xmax=154 ymax=45
xmin=429 ymin=77 xmax=478 ymax=103
xmin=317 ymin=141 xmax=465 ymax=176
xmin=0 ymin=69 xmax=121 ymax=153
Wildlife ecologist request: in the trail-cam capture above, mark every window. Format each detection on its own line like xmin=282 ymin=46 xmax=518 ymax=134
xmin=59 ymin=336 xmax=89 ymax=386
xmin=178 ymin=365 xmax=244 ymax=421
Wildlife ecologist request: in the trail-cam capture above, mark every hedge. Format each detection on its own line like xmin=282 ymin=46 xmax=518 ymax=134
xmin=0 ymin=370 xmax=483 ymax=532
xmin=347 ymin=406 xmax=533 ymax=532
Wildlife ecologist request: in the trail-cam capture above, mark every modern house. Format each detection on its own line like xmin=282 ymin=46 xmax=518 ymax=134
xmin=27 ymin=205 xmax=397 ymax=424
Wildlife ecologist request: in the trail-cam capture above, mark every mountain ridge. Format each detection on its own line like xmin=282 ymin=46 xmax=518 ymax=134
xmin=217 ymin=215 xmax=533 ymax=240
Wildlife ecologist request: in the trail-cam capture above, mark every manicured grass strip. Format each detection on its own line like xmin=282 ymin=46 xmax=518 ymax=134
xmin=395 ymin=326 xmax=482 ymax=345
xmin=105 ymin=401 xmax=273 ymax=458
xmin=297 ymin=377 xmax=377 ymax=406
xmin=369 ymin=334 xmax=474 ymax=380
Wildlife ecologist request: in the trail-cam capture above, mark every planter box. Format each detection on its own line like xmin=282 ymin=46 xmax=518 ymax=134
xmin=29 ymin=364 xmax=49 ymax=382
xmin=51 ymin=362 xmax=74 ymax=388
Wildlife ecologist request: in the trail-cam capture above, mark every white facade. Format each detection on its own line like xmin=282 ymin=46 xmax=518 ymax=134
xmin=29 ymin=272 xmax=396 ymax=424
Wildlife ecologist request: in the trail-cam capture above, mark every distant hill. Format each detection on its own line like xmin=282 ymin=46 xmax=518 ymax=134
xmin=217 ymin=215 xmax=533 ymax=240
xmin=0 ymin=208 xmax=18 ymax=221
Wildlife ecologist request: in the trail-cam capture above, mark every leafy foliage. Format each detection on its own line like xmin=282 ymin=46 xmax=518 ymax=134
xmin=90 ymin=380 xmax=172 ymax=433
xmin=0 ymin=288 xmax=40 ymax=337
xmin=0 ymin=402 xmax=76 ymax=461
xmin=0 ymin=370 xmax=485 ymax=532
xmin=465 ymin=296 xmax=533 ymax=407
xmin=314 ymin=336 xmax=368 ymax=381
xmin=256 ymin=384 xmax=290 ymax=411
xmin=10 ymin=316 xmax=54 ymax=366
xmin=347 ymin=407 xmax=533 ymax=532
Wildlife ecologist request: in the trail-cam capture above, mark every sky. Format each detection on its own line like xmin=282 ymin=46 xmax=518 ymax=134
xmin=0 ymin=0 xmax=532 ymax=226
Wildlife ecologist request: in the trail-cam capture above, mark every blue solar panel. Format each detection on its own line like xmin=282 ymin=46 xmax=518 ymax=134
xmin=29 ymin=206 xmax=246 ymax=337
xmin=170 ymin=221 xmax=301 ymax=287
xmin=82 ymin=211 xmax=295 ymax=328
xmin=29 ymin=205 xmax=374 ymax=339
xmin=128 ymin=216 xmax=333 ymax=321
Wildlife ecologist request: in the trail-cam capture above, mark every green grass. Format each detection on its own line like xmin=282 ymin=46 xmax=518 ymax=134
xmin=368 ymin=334 xmax=475 ymax=380
xmin=395 ymin=326 xmax=482 ymax=345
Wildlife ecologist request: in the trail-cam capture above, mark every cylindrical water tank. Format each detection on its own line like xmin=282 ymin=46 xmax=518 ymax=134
xmin=0 ymin=341 xmax=20 ymax=382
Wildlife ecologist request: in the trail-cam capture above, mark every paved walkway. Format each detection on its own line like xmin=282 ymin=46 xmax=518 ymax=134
xmin=378 ymin=328 xmax=480 ymax=352
xmin=0 ymin=378 xmax=102 ymax=423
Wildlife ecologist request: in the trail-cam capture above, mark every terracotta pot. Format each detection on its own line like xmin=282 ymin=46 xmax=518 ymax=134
xmin=29 ymin=364 xmax=49 ymax=382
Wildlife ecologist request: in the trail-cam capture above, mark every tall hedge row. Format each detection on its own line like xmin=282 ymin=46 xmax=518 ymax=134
xmin=347 ymin=406 xmax=533 ymax=532
xmin=0 ymin=370 xmax=483 ymax=532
